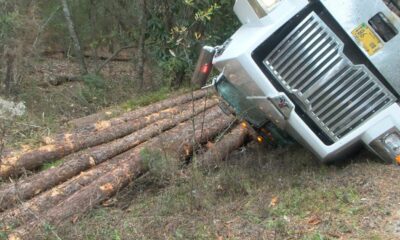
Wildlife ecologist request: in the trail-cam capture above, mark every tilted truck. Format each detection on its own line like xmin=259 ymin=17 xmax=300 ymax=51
xmin=192 ymin=0 xmax=400 ymax=164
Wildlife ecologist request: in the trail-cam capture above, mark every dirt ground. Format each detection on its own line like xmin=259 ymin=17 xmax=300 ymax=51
xmin=35 ymin=143 xmax=399 ymax=240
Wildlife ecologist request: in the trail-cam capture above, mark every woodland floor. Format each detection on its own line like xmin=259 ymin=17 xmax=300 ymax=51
xmin=50 ymin=144 xmax=400 ymax=240
xmin=1 ymin=58 xmax=400 ymax=240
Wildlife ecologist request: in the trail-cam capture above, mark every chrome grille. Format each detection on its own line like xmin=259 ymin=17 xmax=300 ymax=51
xmin=264 ymin=12 xmax=396 ymax=141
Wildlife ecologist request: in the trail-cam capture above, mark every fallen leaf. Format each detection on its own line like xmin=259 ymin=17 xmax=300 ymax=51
xmin=71 ymin=215 xmax=79 ymax=224
xmin=206 ymin=141 xmax=214 ymax=149
xmin=269 ymin=196 xmax=279 ymax=207
xmin=308 ymin=215 xmax=322 ymax=225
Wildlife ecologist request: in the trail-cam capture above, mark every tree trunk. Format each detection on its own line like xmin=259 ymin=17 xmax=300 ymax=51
xmin=0 ymin=98 xmax=217 ymax=180
xmin=135 ymin=0 xmax=147 ymax=89
xmin=198 ymin=124 xmax=249 ymax=169
xmin=8 ymin=109 xmax=233 ymax=239
xmin=60 ymin=0 xmax=88 ymax=75
xmin=0 ymin=103 xmax=219 ymax=211
xmin=4 ymin=52 xmax=15 ymax=96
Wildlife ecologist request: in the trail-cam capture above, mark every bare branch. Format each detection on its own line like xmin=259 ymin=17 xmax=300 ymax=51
xmin=95 ymin=45 xmax=135 ymax=73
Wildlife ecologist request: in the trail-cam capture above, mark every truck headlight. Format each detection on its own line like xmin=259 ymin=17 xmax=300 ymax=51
xmin=248 ymin=0 xmax=281 ymax=18
xmin=370 ymin=128 xmax=400 ymax=165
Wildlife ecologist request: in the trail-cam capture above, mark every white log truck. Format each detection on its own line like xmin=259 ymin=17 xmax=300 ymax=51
xmin=192 ymin=0 xmax=400 ymax=165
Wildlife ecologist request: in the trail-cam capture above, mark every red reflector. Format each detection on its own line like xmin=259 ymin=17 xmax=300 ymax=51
xmin=200 ymin=63 xmax=212 ymax=74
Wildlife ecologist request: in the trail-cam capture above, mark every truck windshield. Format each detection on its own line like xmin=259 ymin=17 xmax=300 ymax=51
xmin=216 ymin=77 xmax=267 ymax=127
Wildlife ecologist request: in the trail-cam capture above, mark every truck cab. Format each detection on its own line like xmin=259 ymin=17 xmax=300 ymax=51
xmin=203 ymin=0 xmax=400 ymax=164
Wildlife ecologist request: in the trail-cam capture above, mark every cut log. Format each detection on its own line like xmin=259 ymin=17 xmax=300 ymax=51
xmin=65 ymin=107 xmax=123 ymax=130
xmin=8 ymin=109 xmax=234 ymax=239
xmin=0 ymin=106 xmax=228 ymax=227
xmin=0 ymin=96 xmax=215 ymax=178
xmin=0 ymin=102 xmax=219 ymax=211
xmin=52 ymin=97 xmax=216 ymax=147
xmin=47 ymin=89 xmax=209 ymax=143
xmin=198 ymin=124 xmax=250 ymax=169
xmin=0 ymin=148 xmax=132 ymax=227
xmin=83 ymin=89 xmax=208 ymax=130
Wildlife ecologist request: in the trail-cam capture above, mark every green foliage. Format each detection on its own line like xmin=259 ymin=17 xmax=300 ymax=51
xmin=73 ymin=74 xmax=107 ymax=107
xmin=41 ymin=159 xmax=64 ymax=171
xmin=2 ymin=0 xmax=238 ymax=89
xmin=140 ymin=148 xmax=179 ymax=185
xmin=302 ymin=233 xmax=327 ymax=240
xmin=0 ymin=222 xmax=9 ymax=240
xmin=270 ymin=186 xmax=360 ymax=218
xmin=146 ymin=0 xmax=239 ymax=87
xmin=0 ymin=1 xmax=23 ymax=45
xmin=0 ymin=10 xmax=18 ymax=42
xmin=83 ymin=74 xmax=106 ymax=89
xmin=113 ymin=230 xmax=121 ymax=240
xmin=43 ymin=222 xmax=57 ymax=236
xmin=214 ymin=165 xmax=251 ymax=198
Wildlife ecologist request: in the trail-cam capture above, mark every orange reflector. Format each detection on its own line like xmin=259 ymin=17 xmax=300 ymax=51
xmin=257 ymin=136 xmax=264 ymax=143
xmin=396 ymin=155 xmax=400 ymax=165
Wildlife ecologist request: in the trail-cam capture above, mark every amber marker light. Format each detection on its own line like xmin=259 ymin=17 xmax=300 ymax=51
xmin=257 ymin=136 xmax=264 ymax=143
xmin=241 ymin=122 xmax=248 ymax=129
xmin=396 ymin=155 xmax=400 ymax=165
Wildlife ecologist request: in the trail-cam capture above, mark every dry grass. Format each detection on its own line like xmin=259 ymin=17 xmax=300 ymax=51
xmin=2 ymin=57 xmax=192 ymax=149
xmin=31 ymin=143 xmax=400 ymax=240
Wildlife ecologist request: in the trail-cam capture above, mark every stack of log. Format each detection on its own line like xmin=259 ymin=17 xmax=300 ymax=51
xmin=0 ymin=90 xmax=252 ymax=239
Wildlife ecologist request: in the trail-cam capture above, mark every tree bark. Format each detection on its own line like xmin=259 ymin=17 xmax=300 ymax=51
xmin=64 ymin=108 xmax=124 ymax=130
xmin=0 ymin=103 xmax=219 ymax=211
xmin=198 ymin=124 xmax=249 ymax=169
xmin=3 ymin=52 xmax=15 ymax=96
xmin=60 ymin=0 xmax=88 ymax=75
xmin=1 ymin=91 xmax=210 ymax=177
xmin=8 ymin=109 xmax=234 ymax=239
xmin=52 ymin=89 xmax=209 ymax=141
xmin=135 ymin=0 xmax=147 ymax=89
xmin=0 ymin=106 xmax=230 ymax=228
xmin=0 ymin=148 xmax=133 ymax=227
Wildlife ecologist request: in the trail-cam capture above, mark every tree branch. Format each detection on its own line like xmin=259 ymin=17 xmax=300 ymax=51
xmin=32 ymin=6 xmax=62 ymax=49
xmin=95 ymin=45 xmax=135 ymax=73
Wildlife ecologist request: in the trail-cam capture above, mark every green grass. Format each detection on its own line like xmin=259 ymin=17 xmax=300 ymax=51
xmin=302 ymin=233 xmax=327 ymax=240
xmin=269 ymin=186 xmax=360 ymax=218
xmin=40 ymin=159 xmax=64 ymax=171
xmin=121 ymin=87 xmax=172 ymax=111
xmin=120 ymin=87 xmax=193 ymax=112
